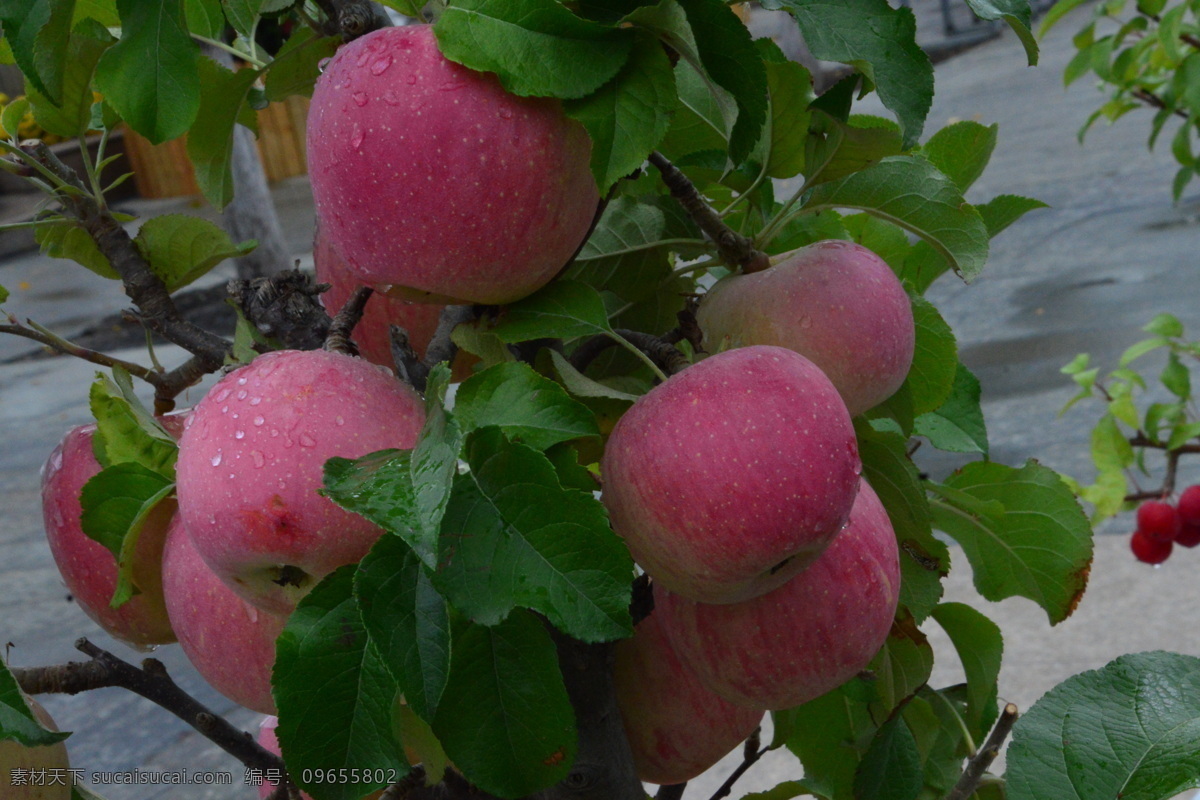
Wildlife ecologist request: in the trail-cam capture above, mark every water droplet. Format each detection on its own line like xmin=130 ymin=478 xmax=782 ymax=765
xmin=405 ymin=74 xmax=417 ymax=85
xmin=235 ymin=430 xmax=245 ymax=440
xmin=236 ymin=389 xmax=248 ymax=400
xmin=237 ymin=377 xmax=248 ymax=386
xmin=370 ymin=55 xmax=392 ymax=76
xmin=299 ymin=433 xmax=317 ymax=448
xmin=249 ymin=396 xmax=262 ymax=406
xmin=383 ymin=90 xmax=400 ymax=106
xmin=220 ymin=405 xmax=229 ymax=414
xmin=246 ymin=606 xmax=259 ymax=624
xmin=499 ymin=108 xmax=513 ymax=120
xmin=351 ymin=125 xmax=365 ymax=149
xmin=335 ymin=415 xmax=345 ymax=426
xmin=251 ymin=451 xmax=265 ymax=469
xmin=356 ymin=49 xmax=372 ymax=67
xmin=211 ymin=451 xmax=223 ymax=467
xmin=352 ymin=91 xmax=368 ymax=107
xmin=270 ymin=429 xmax=279 ymax=438
xmin=215 ymin=388 xmax=231 ymax=402
xmin=253 ymin=415 xmax=265 ymax=427
xmin=799 ymin=316 xmax=813 ymax=329
xmin=317 ymin=57 xmax=332 ymax=73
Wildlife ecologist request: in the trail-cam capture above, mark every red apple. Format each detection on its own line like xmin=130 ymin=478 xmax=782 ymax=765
xmin=175 ymin=349 xmax=424 ymax=614
xmin=656 ymin=481 xmax=900 ymax=710
xmin=0 ymin=697 xmax=71 ymax=799
xmin=600 ymin=346 xmax=861 ymax=604
xmin=41 ymin=420 xmax=184 ymax=648
xmin=307 ymin=25 xmax=598 ymax=305
xmin=696 ymin=241 xmax=915 ymax=416
xmin=162 ymin=518 xmax=285 ymax=715
xmin=613 ymin=609 xmax=763 ymax=784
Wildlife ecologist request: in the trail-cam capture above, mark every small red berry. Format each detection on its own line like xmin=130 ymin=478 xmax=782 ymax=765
xmin=1177 ymin=521 xmax=1200 ymax=548
xmin=1177 ymin=485 xmax=1200 ymax=526
xmin=1136 ymin=501 xmax=1180 ymax=542
xmin=1131 ymin=530 xmax=1173 ymax=563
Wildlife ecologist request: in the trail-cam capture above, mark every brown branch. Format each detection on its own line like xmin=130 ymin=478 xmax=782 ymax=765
xmin=707 ymin=729 xmax=765 ymax=800
xmin=392 ymin=305 xmax=475 ymax=393
xmin=945 ymin=703 xmax=1018 ymax=800
xmin=1139 ymin=11 xmax=1200 ymax=51
xmin=324 ymin=285 xmax=373 ymax=355
xmin=647 ymin=152 xmax=769 ymax=275
xmin=656 ymin=784 xmax=687 ymax=799
xmin=30 ymin=144 xmax=232 ymax=369
xmin=0 ymin=320 xmax=157 ymax=380
xmin=12 ymin=638 xmax=284 ymax=775
xmin=153 ymin=355 xmax=217 ymax=414
xmin=569 ymin=330 xmax=689 ymax=377
xmin=1122 ymin=434 xmax=1200 ymax=502
xmin=1131 ymin=88 xmax=1190 ymax=120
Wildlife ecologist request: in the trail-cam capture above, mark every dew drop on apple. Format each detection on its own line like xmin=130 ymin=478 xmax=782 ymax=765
xmin=370 ymin=55 xmax=392 ymax=76
xmin=299 ymin=433 xmax=317 ymax=448
xmin=799 ymin=316 xmax=812 ymax=329
xmin=251 ymin=451 xmax=265 ymax=469
xmin=499 ymin=108 xmax=513 ymax=120
xmin=317 ymin=57 xmax=332 ymax=73
xmin=236 ymin=389 xmax=248 ymax=400
xmin=383 ymin=90 xmax=400 ymax=106
xmin=237 ymin=377 xmax=248 ymax=386
xmin=215 ymin=388 xmax=231 ymax=403
xmin=253 ymin=415 xmax=265 ymax=427
xmin=351 ymin=125 xmax=365 ymax=149
xmin=335 ymin=415 xmax=345 ymax=426
xmin=249 ymin=396 xmax=262 ymax=406
xmin=405 ymin=74 xmax=417 ymax=86
xmin=352 ymin=92 xmax=368 ymax=107
xmin=211 ymin=451 xmax=222 ymax=467
xmin=234 ymin=430 xmax=245 ymax=440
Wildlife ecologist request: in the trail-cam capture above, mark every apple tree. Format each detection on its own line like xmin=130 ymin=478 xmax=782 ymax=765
xmin=0 ymin=1 xmax=1199 ymax=799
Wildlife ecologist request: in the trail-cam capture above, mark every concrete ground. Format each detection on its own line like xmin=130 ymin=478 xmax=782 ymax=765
xmin=1 ymin=2 xmax=1199 ymax=799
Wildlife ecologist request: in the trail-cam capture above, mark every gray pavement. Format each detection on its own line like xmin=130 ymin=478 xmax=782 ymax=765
xmin=2 ymin=2 xmax=1200 ymax=798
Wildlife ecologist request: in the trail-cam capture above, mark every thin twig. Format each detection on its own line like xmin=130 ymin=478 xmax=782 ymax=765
xmin=945 ymin=703 xmax=1019 ymax=800
xmin=1131 ymin=88 xmax=1190 ymax=120
xmin=13 ymin=638 xmax=284 ymax=775
xmin=707 ymin=728 xmax=766 ymax=800
xmin=647 ymin=152 xmax=770 ymax=275
xmin=324 ymin=285 xmax=373 ymax=355
xmin=0 ymin=321 xmax=156 ymax=380
xmin=570 ymin=329 xmax=689 ymax=377
xmin=656 ymin=784 xmax=687 ymax=800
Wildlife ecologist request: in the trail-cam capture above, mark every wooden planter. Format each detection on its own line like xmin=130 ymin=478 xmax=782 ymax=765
xmin=123 ymin=95 xmax=310 ymax=200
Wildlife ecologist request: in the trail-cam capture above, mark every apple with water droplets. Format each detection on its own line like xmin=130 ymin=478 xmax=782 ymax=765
xmin=41 ymin=419 xmax=184 ymax=648
xmin=600 ymin=345 xmax=861 ymax=604
xmin=176 ymin=349 xmax=424 ymax=614
xmin=697 ymin=241 xmax=915 ymax=416
xmin=0 ymin=697 xmax=71 ymax=799
xmin=656 ymin=481 xmax=901 ymax=710
xmin=613 ymin=607 xmax=762 ymax=784
xmin=162 ymin=517 xmax=284 ymax=714
xmin=308 ymin=24 xmax=599 ymax=305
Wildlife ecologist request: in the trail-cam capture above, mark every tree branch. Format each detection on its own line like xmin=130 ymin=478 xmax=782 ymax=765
xmin=570 ymin=329 xmax=689 ymax=377
xmin=12 ymin=638 xmax=284 ymax=775
xmin=655 ymin=784 xmax=687 ymax=799
xmin=325 ymin=285 xmax=373 ymax=355
xmin=0 ymin=320 xmax=157 ymax=381
xmin=706 ymin=729 xmax=765 ymax=800
xmin=1131 ymin=88 xmax=1190 ymax=120
xmin=391 ymin=305 xmax=475 ymax=393
xmin=945 ymin=703 xmax=1018 ymax=800
xmin=647 ymin=152 xmax=769 ymax=275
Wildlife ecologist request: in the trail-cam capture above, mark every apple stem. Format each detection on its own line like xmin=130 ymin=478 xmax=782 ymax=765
xmin=705 ymin=727 xmax=768 ymax=800
xmin=12 ymin=638 xmax=288 ymax=778
xmin=646 ymin=152 xmax=771 ymax=275
xmin=0 ymin=319 xmax=158 ymax=381
xmin=392 ymin=305 xmax=476 ymax=393
xmin=945 ymin=704 xmax=1019 ymax=800
xmin=324 ymin=285 xmax=374 ymax=355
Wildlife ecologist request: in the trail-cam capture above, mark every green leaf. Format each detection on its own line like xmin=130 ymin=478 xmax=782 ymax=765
xmin=0 ymin=0 xmax=76 ymax=103
xmin=435 ymin=428 xmax=634 ymax=642
xmin=492 ymin=280 xmax=613 ymax=343
xmin=565 ymin=32 xmax=674 ymax=192
xmin=1145 ymin=312 xmax=1185 ymax=338
xmin=761 ymin=0 xmax=933 ymax=147
xmin=779 ymin=679 xmax=879 ymax=798
xmin=79 ymin=462 xmax=172 ymax=560
xmin=183 ymin=0 xmax=225 ymax=39
xmin=871 ymin=614 xmax=934 ymax=712
xmin=853 ymin=712 xmax=922 ymax=800
xmin=25 ymin=17 xmax=112 ymax=138
xmin=913 ymin=363 xmax=988 ymax=455
xmin=0 ymin=658 xmax=70 ymax=746
xmin=548 ymin=350 xmax=641 ymax=403
xmin=35 ymin=221 xmax=116 ymax=279
xmin=1006 ymin=651 xmax=1200 ymax=800
xmin=904 ymin=296 xmax=959 ymax=417
xmin=355 ymin=535 xmax=451 ymax=721
xmin=455 ymin=362 xmax=599 ymax=451
xmin=763 ymin=46 xmax=813 ymax=179
xmin=275 ymin=567 xmax=409 ymax=800
xmin=803 ymin=111 xmax=905 ymax=188
xmin=919 ymin=121 xmax=998 ymax=193
xmin=856 ymin=423 xmax=945 ymax=622
xmin=134 ymin=214 xmax=254 ymax=292
xmin=94 ymin=0 xmax=200 ymax=144
xmin=657 ymin=58 xmax=730 ymax=159
xmin=963 ymin=0 xmax=1039 ymax=65
xmin=450 ymin=321 xmax=515 ymax=369
xmin=931 ymin=602 xmax=1002 ymax=741
xmin=1038 ymin=0 xmax=1090 ymax=36
xmin=264 ymin=25 xmax=340 ymax=102
xmin=1 ymin=96 xmax=29 ymax=142
xmin=394 ymin=701 xmax=450 ymax=782
xmin=739 ymin=780 xmax=832 ymax=800
xmin=0 ymin=284 xmax=8 ymax=303
xmin=186 ymin=56 xmax=260 ymax=209
xmin=930 ymin=460 xmax=1094 ymax=625
xmin=431 ymin=610 xmax=576 ymax=798
xmin=88 ymin=369 xmax=178 ymax=475
xmin=221 ymin=0 xmax=265 ymax=38
xmin=673 ymin=0 xmax=768 ymax=163
xmin=433 ymin=0 xmax=633 ymax=99
xmin=1162 ymin=351 xmax=1191 ymax=399
xmin=323 ymin=365 xmax=461 ymax=569
xmin=976 ymin=194 xmax=1049 ymax=238
xmin=805 ymin=156 xmax=990 ymax=281
xmin=905 ymin=687 xmax=973 ymax=794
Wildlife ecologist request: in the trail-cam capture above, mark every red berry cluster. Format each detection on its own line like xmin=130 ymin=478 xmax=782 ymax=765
xmin=1130 ymin=485 xmax=1200 ymax=563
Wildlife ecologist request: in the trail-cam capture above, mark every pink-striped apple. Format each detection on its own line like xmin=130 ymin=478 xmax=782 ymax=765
xmin=307 ymin=25 xmax=598 ymax=305
xmin=656 ymin=481 xmax=901 ymax=710
xmin=41 ymin=420 xmax=184 ymax=648
xmin=613 ymin=609 xmax=762 ymax=784
xmin=0 ymin=697 xmax=71 ymax=799
xmin=697 ymin=241 xmax=914 ymax=416
xmin=600 ymin=345 xmax=861 ymax=604
xmin=175 ymin=349 xmax=424 ymax=614
xmin=162 ymin=518 xmax=285 ymax=715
